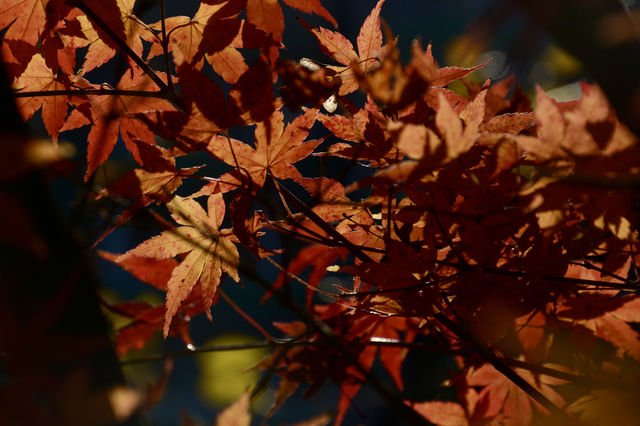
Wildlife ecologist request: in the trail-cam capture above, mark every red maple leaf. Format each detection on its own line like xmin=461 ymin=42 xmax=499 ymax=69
xmin=98 ymin=251 xmax=200 ymax=356
xmin=60 ymin=68 xmax=174 ymax=179
xmin=559 ymin=291 xmax=640 ymax=361
xmin=247 ymin=0 xmax=336 ymax=43
xmin=154 ymin=49 xmax=277 ymax=148
xmin=465 ymin=363 xmax=566 ymax=425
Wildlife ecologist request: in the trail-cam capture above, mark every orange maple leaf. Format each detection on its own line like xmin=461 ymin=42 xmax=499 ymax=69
xmin=247 ymin=0 xmax=336 ymax=42
xmin=149 ymin=1 xmax=272 ymax=84
xmin=118 ymin=193 xmax=240 ymax=337
xmin=60 ymin=68 xmax=174 ymax=179
xmin=86 ymin=0 xmax=152 ymax=72
xmin=13 ymin=55 xmax=70 ymax=143
xmin=0 ymin=0 xmax=46 ymax=48
xmin=394 ymin=90 xmax=487 ymax=167
xmin=559 ymin=291 xmax=640 ymax=361
xmin=207 ymin=107 xmax=322 ymax=188
xmin=303 ymin=0 xmax=388 ymax=96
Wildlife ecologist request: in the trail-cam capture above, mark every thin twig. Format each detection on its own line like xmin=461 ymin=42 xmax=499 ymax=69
xmin=271 ymin=175 xmax=294 ymax=217
xmin=385 ymin=187 xmax=393 ymax=251
xmin=431 ymin=209 xmax=466 ymax=266
xmin=434 ymin=313 xmax=573 ymax=422
xmin=219 ymin=289 xmax=273 ymax=340
xmin=575 ymin=259 xmax=637 ymax=285
xmin=267 ymin=221 xmax=336 ymax=246
xmin=503 ymin=358 xmax=598 ymax=387
xmin=70 ymin=0 xmax=184 ymax=110
xmin=13 ymin=89 xmax=173 ymax=98
xmin=158 ymin=0 xmax=175 ymax=90
xmin=120 ymin=335 xmax=598 ymax=387
xmin=121 ymin=341 xmax=281 ymax=365
xmin=277 ymin=181 xmax=374 ymax=263
xmin=264 ymin=255 xmax=338 ymax=298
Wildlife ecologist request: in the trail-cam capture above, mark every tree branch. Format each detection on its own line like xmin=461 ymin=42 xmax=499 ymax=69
xmin=434 ymin=313 xmax=574 ymax=422
xmin=13 ymin=88 xmax=173 ymax=98
xmin=70 ymin=0 xmax=185 ymax=110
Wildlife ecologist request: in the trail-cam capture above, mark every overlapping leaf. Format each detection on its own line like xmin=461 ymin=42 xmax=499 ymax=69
xmin=149 ymin=0 xmax=272 ymax=84
xmin=207 ymin=107 xmax=321 ymax=188
xmin=7 ymin=0 xmax=640 ymax=424
xmin=12 ymin=55 xmax=71 ymax=143
xmin=303 ymin=0 xmax=387 ymax=96
xmin=60 ymin=68 xmax=174 ymax=179
xmin=118 ymin=193 xmax=240 ymax=336
xmin=247 ymin=0 xmax=336 ymax=43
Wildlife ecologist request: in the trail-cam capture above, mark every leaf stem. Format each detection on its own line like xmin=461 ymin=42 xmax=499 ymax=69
xmin=264 ymin=255 xmax=338 ymax=298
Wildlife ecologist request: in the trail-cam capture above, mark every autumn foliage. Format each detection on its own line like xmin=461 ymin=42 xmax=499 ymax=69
xmin=5 ymin=0 xmax=640 ymax=424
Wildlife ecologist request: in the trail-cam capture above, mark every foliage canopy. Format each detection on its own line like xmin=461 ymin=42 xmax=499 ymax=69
xmin=4 ymin=0 xmax=640 ymax=424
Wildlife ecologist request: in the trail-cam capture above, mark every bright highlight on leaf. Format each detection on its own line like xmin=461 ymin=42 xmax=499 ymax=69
xmin=118 ymin=193 xmax=239 ymax=336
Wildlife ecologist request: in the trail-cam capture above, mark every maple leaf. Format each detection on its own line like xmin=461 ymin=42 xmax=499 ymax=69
xmin=517 ymin=84 xmax=623 ymax=162
xmin=375 ymin=317 xmax=415 ymax=390
xmin=98 ymin=250 xmax=178 ymax=292
xmin=318 ymin=97 xmax=400 ymax=167
xmin=150 ymin=0 xmax=273 ymax=84
xmin=352 ymin=39 xmax=485 ymax=113
xmin=207 ymin=107 xmax=321 ymax=188
xmin=60 ymin=68 xmax=174 ymax=179
xmin=393 ymin=90 xmax=487 ymax=170
xmin=303 ymin=0 xmax=388 ymax=96
xmin=1 ymin=0 xmax=82 ymax=79
xmin=92 ymin=155 xmax=202 ymax=246
xmin=480 ymin=112 xmax=536 ymax=135
xmin=247 ymin=0 xmax=336 ymax=43
xmin=466 ymin=363 xmax=566 ymax=425
xmin=118 ymin=193 xmax=240 ymax=336
xmin=215 ymin=391 xmax=251 ymax=426
xmin=12 ymin=55 xmax=70 ymax=143
xmin=410 ymin=43 xmax=487 ymax=88
xmin=99 ymin=252 xmax=203 ymax=356
xmin=152 ymin=49 xmax=277 ymax=149
xmin=0 ymin=0 xmax=46 ymax=49
xmin=111 ymin=295 xmax=201 ymax=357
xmin=559 ymin=292 xmax=640 ymax=361
xmin=300 ymin=177 xmax=367 ymax=222
xmin=73 ymin=0 xmax=152 ymax=73
xmin=97 ymin=141 xmax=198 ymax=202
xmin=412 ymin=401 xmax=469 ymax=426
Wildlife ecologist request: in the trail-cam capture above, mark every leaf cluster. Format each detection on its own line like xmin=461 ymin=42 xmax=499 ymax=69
xmin=4 ymin=0 xmax=640 ymax=425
